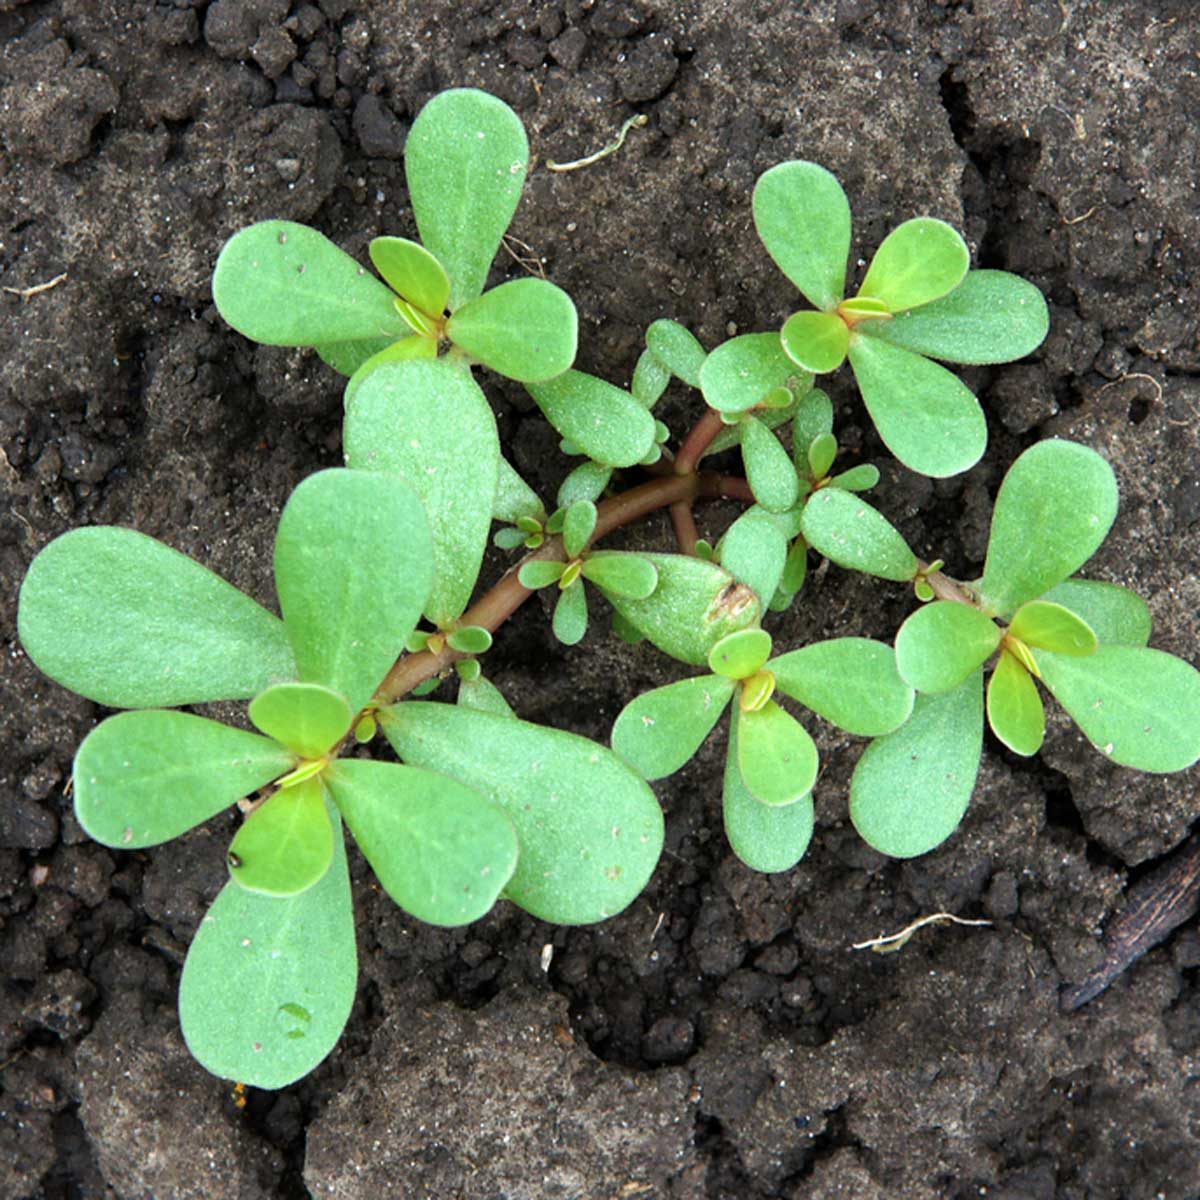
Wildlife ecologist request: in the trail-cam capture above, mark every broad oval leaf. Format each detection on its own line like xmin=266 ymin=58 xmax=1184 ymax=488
xmin=752 ymin=161 xmax=851 ymax=311
xmin=558 ymin=461 xmax=612 ymax=508
xmin=735 ymin=700 xmax=818 ymax=806
xmin=249 ymin=682 xmax=353 ymax=759
xmin=368 ymin=237 xmax=450 ymax=316
xmin=895 ymin=601 xmax=1001 ymax=694
xmin=850 ymin=672 xmax=984 ymax=858
xmin=180 ymin=814 xmax=356 ymax=1089
xmin=18 ymin=527 xmax=296 ymax=708
xmin=406 ymin=88 xmax=528 ymax=309
xmin=611 ymin=673 xmax=735 ymax=779
xmin=780 ymin=310 xmax=850 ymax=374
xmin=274 ymin=468 xmax=433 ymax=713
xmin=708 ymin=628 xmax=773 ymax=680
xmin=979 ymin=440 xmax=1119 ymax=618
xmin=228 ymin=776 xmax=334 ymax=897
xmin=525 ymin=370 xmax=656 ymax=467
xmin=325 ymin=759 xmax=517 ymax=926
xmin=742 ymin=416 xmax=800 ymax=513
xmin=1008 ymin=600 xmax=1097 ymax=656
xmin=581 ymin=551 xmax=658 ymax=600
xmin=716 ymin=507 xmax=789 ymax=607
xmin=645 ymin=319 xmax=707 ymax=387
xmin=858 ymin=218 xmax=969 ymax=313
xmin=1040 ymin=579 xmax=1151 ymax=647
xmin=1034 ymin=645 xmax=1200 ymax=773
xmin=698 ymin=332 xmax=805 ymax=415
xmin=519 ymin=559 xmax=566 ymax=589
xmin=73 ymin=711 xmax=295 ymax=849
xmin=380 ymin=703 xmax=664 ymax=924
xmin=341 ymin=334 xmax=438 ymax=409
xmin=987 ymin=649 xmax=1044 ymax=756
xmin=799 ymin=487 xmax=918 ymax=582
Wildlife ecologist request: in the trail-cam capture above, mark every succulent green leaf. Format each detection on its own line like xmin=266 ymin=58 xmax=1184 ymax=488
xmin=807 ymin=431 xmax=838 ymax=479
xmin=212 ymin=221 xmax=409 ymax=347
xmin=447 ymin=626 xmax=493 ymax=655
xmin=780 ymin=310 xmax=850 ymax=374
xmin=325 ymin=759 xmax=517 ymax=925
xmin=457 ymin=674 xmax=518 ymax=718
xmin=850 ymin=672 xmax=983 ymax=858
xmin=1040 ymin=580 xmax=1151 ymax=647
xmin=558 ymin=461 xmax=612 ymax=508
xmin=551 ymin=582 xmax=586 ymax=646
xmin=703 ymin=402 xmax=797 ymax=461
xmin=381 ymin=703 xmax=664 ymax=924
xmin=792 ymin=388 xmax=835 ymax=472
xmin=447 ymin=278 xmax=577 ymax=383
xmin=708 ymin=628 xmax=773 ymax=680
xmin=987 ymin=649 xmax=1045 ymax=756
xmin=18 ymin=527 xmax=296 ymax=709
xmin=179 ymin=814 xmax=356 ymax=1089
xmin=581 ymin=551 xmax=658 ymax=600
xmin=979 ymin=440 xmax=1119 ymax=618
xmin=315 ymin=337 xmax=401 ymax=377
xmin=771 ymin=638 xmax=915 ymax=736
xmin=752 ymin=161 xmax=851 ymax=310
xmin=698 ymin=332 xmax=804 ymax=415
xmin=228 ymin=776 xmax=334 ymax=897
xmin=341 ymin=334 xmax=438 ymax=408
xmin=847 ymin=335 xmax=986 ymax=478
xmin=406 ymin=88 xmax=528 ymax=309
xmin=895 ymin=601 xmax=1002 ymax=694
xmin=858 ymin=218 xmax=969 ymax=312
xmin=742 ymin=417 xmax=800 ymax=513
xmin=562 ymin=500 xmax=598 ymax=559
xmin=839 ymin=296 xmax=891 ymax=317
xmin=525 ymin=369 xmax=657 ymax=467
xmin=274 ymin=469 xmax=433 ymax=713
xmin=734 ymin=700 xmax=818 ymax=806
xmin=799 ymin=487 xmax=918 ymax=582
xmin=611 ymin=673 xmax=735 ymax=779
xmin=1034 ymin=645 xmax=1200 ymax=772
xmin=716 ymin=507 xmax=789 ymax=606
xmin=829 ymin=464 xmax=879 ymax=493
xmin=368 ymin=236 xmax=450 ymax=316
xmin=867 ymin=270 xmax=1049 ymax=364
xmin=605 ymin=553 xmax=760 ymax=666
xmin=518 ymin=559 xmax=566 ymax=589
xmin=248 ymin=682 xmax=353 ymax=759
xmin=489 ymin=457 xmax=541 ymax=527
xmin=645 ymin=319 xmax=707 ymax=387
xmin=1008 ymin=600 xmax=1097 ymax=656
xmin=632 ymin=348 xmax=670 ymax=407
xmin=777 ymin=537 xmax=809 ymax=602
xmin=73 ymin=711 xmax=295 ymax=850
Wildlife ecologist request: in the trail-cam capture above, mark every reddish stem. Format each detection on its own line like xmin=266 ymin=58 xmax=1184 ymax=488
xmin=674 ymin=408 xmax=726 ymax=476
xmin=670 ymin=500 xmax=700 ymax=555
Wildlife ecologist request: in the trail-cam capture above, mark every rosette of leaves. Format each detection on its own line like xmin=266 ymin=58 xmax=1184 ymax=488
xmin=612 ymin=628 xmax=914 ymax=871
xmin=752 ymin=160 xmax=1050 ymax=477
xmin=212 ymin=88 xmax=577 ymax=391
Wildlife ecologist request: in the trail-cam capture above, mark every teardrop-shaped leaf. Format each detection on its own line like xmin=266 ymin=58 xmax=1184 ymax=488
xmin=1008 ymin=600 xmax=1097 ymax=657
xmin=735 ymin=700 xmax=818 ymax=806
xmin=274 ymin=469 xmax=433 ymax=713
xmin=611 ymin=673 xmax=735 ymax=779
xmin=792 ymin=388 xmax=835 ymax=471
xmin=558 ymin=461 xmax=613 ymax=507
xmin=847 ymin=335 xmax=986 ymax=478
xmin=708 ymin=628 xmax=773 ymax=680
xmin=605 ymin=553 xmax=761 ymax=666
xmin=771 ymin=638 xmax=914 ymax=736
xmin=458 ymin=674 xmax=518 ymax=718
xmin=632 ymin=348 xmax=670 ymax=407
xmin=742 ymin=416 xmax=800 ymax=513
xmin=18 ymin=527 xmax=296 ymax=709
xmin=698 ymin=332 xmax=804 ymax=415
xmin=581 ymin=551 xmax=658 ymax=600
xmin=368 ymin=237 xmax=450 ymax=316
xmin=249 ymin=682 xmax=353 ymax=759
xmin=1040 ymin=579 xmax=1151 ymax=647
xmin=525 ymin=370 xmax=657 ymax=467
xmin=850 ymin=672 xmax=984 ymax=858
xmin=228 ymin=776 xmax=334 ymax=897
xmin=179 ymin=814 xmax=356 ymax=1089
xmin=799 ymin=487 xmax=918 ymax=582
xmin=867 ymin=270 xmax=1049 ymax=364
xmin=446 ymin=625 xmax=493 ymax=655
xmin=344 ymin=360 xmax=497 ymax=627
xmin=519 ymin=558 xmax=566 ymax=589
xmin=858 ymin=218 xmax=969 ymax=313
xmin=447 ymin=278 xmax=577 ymax=383
xmin=780 ymin=310 xmax=850 ymax=374
xmin=645 ymin=319 xmax=707 ymax=387
xmin=829 ymin=464 xmax=879 ymax=492
xmin=406 ymin=88 xmax=528 ymax=309
xmin=380 ymin=703 xmax=664 ymax=924
xmin=979 ymin=440 xmax=1119 ymax=618
xmin=987 ymin=649 xmax=1044 ymax=756
xmin=341 ymin=334 xmax=438 ymax=408
xmin=895 ymin=601 xmax=1002 ymax=694
xmin=552 ymin=581 xmax=589 ymax=646
xmin=716 ymin=507 xmax=789 ymax=608
xmin=73 ymin=711 xmax=295 ymax=849
xmin=752 ymin=161 xmax=851 ymax=311
xmin=1034 ymin=645 xmax=1200 ymax=773
xmin=325 ymin=759 xmax=517 ymax=926
xmin=562 ymin=500 xmax=597 ymax=559
xmin=316 ymin=337 xmax=402 ymax=378
xmin=213 ymin=221 xmax=410 ymax=347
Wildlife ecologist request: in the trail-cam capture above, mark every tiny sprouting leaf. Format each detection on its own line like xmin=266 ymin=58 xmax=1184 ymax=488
xmin=341 ymin=335 xmax=439 ymax=408
xmin=405 ymin=630 xmax=431 ymax=654
xmin=780 ymin=310 xmax=850 ymax=374
xmin=581 ymin=551 xmax=659 ymax=600
xmin=1039 ymin=579 xmax=1151 ymax=647
xmin=1008 ymin=600 xmax=1097 ymax=657
xmin=698 ymin=332 xmax=805 ymax=415
xmin=315 ymin=336 xmax=403 ymax=378
xmin=734 ymin=700 xmax=818 ymax=807
xmin=456 ymin=658 xmax=482 ymax=682
xmin=611 ymin=673 xmax=735 ymax=779
xmin=405 ymin=88 xmax=528 ymax=310
xmin=778 ymin=536 xmax=809 ymax=598
xmin=73 ymin=711 xmax=295 ymax=850
xmin=771 ymin=638 xmax=915 ymax=736
xmin=411 ymin=679 xmax=441 ymax=697
xmin=716 ymin=507 xmax=789 ymax=607
xmin=344 ymin=360 xmax=498 ymax=627
xmin=446 ymin=278 xmax=578 ymax=383
xmin=914 ymin=579 xmax=936 ymax=602
xmin=447 ymin=626 xmax=493 ymax=655
xmin=807 ymin=432 xmax=838 ymax=480
xmin=895 ymin=601 xmax=1002 ymax=694
xmin=739 ymin=669 xmax=776 ymax=713
xmin=274 ymin=469 xmax=433 ymax=714
xmin=829 ymin=464 xmax=880 ymax=493
xmin=380 ymin=703 xmax=664 ymax=924
xmin=553 ymin=581 xmax=589 ymax=645
xmin=987 ymin=648 xmax=1045 ymax=757
xmin=457 ymin=674 xmax=518 ymax=718
xmin=645 ymin=319 xmax=707 ymax=387
xmin=792 ymin=388 xmax=835 ymax=471
xmin=562 ymin=500 xmax=598 ymax=559
xmin=838 ymin=296 xmax=892 ymax=318
xmin=866 ymin=270 xmax=1049 ymax=365
xmin=850 ymin=671 xmax=984 ymax=858
xmin=518 ymin=559 xmax=566 ymax=589
xmin=723 ymin=718 xmax=813 ymax=872
xmin=368 ymin=236 xmax=451 ymax=317
xmin=212 ymin=221 xmax=410 ymax=348
xmin=708 ymin=628 xmax=773 ymax=680
xmin=354 ymin=715 xmax=377 ymax=743
xmin=179 ymin=812 xmax=356 ymax=1089
xmin=525 ymin=370 xmax=658 ymax=467
xmin=640 ymin=443 xmax=663 ymax=467
xmin=799 ymin=487 xmax=919 ymax=582
xmin=558 ymin=461 xmax=613 ymax=508
xmin=858 ymin=218 xmax=969 ymax=313
xmin=979 ymin=440 xmax=1119 ymax=618
xmin=228 ymin=776 xmax=334 ymax=897
xmin=847 ymin=334 xmax=987 ymax=478
xmin=18 ymin=527 xmax=297 ymax=709
xmin=632 ymin=348 xmax=671 ymax=407
xmin=752 ymin=161 xmax=851 ymax=311
xmin=325 ymin=759 xmax=518 ymax=926
xmin=1034 ymin=645 xmax=1200 ymax=773
xmin=494 ymin=455 xmax=544 ymax=525
xmin=248 ymin=682 xmax=354 ymax=760
xmin=742 ymin=417 xmax=800 ymax=513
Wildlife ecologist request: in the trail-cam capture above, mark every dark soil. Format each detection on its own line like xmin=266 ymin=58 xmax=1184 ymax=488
xmin=2 ymin=2 xmax=1199 ymax=1197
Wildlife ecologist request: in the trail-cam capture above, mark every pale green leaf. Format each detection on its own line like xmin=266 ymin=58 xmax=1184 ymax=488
xmin=457 ymin=674 xmax=518 ymax=718
xmin=611 ymin=673 xmax=735 ymax=779
xmin=525 ymin=370 xmax=657 ymax=467
xmin=1009 ymin=600 xmax=1097 ymax=656
xmin=632 ymin=348 xmax=670 ymax=407
xmin=895 ymin=601 xmax=1002 ymax=694
xmin=341 ymin=334 xmax=437 ymax=409
xmin=858 ymin=218 xmax=969 ymax=312
xmin=494 ymin=454 xmax=544 ymax=525
xmin=446 ymin=626 xmax=492 ymax=655
xmin=645 ymin=319 xmax=707 ymax=387
xmin=780 ymin=310 xmax=849 ymax=374
xmin=1040 ymin=579 xmax=1151 ymax=647
xmin=581 ymin=551 xmax=658 ymax=600
xmin=987 ymin=649 xmax=1044 ymax=756
xmin=315 ymin=337 xmax=400 ymax=377
xmin=519 ymin=559 xmax=566 ymax=589
xmin=708 ymin=628 xmax=773 ymax=680
xmin=735 ymin=700 xmax=818 ymax=806
xmin=742 ymin=416 xmax=800 ymax=512
xmin=228 ymin=776 xmax=334 ymax=897
xmin=552 ymin=581 xmax=589 ymax=646
xmin=562 ymin=500 xmax=597 ymax=559
xmin=249 ymin=682 xmax=353 ymax=759
xmin=829 ymin=464 xmax=879 ymax=492
xmin=716 ymin=507 xmax=789 ymax=608
xmin=698 ymin=332 xmax=805 ymax=415
xmin=799 ymin=487 xmax=918 ymax=582
xmin=368 ymin=236 xmax=450 ymax=316
xmin=558 ymin=461 xmax=612 ymax=508
xmin=792 ymin=388 xmax=834 ymax=472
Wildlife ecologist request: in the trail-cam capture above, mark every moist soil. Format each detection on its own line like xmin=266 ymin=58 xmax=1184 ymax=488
xmin=2 ymin=2 xmax=1200 ymax=1197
